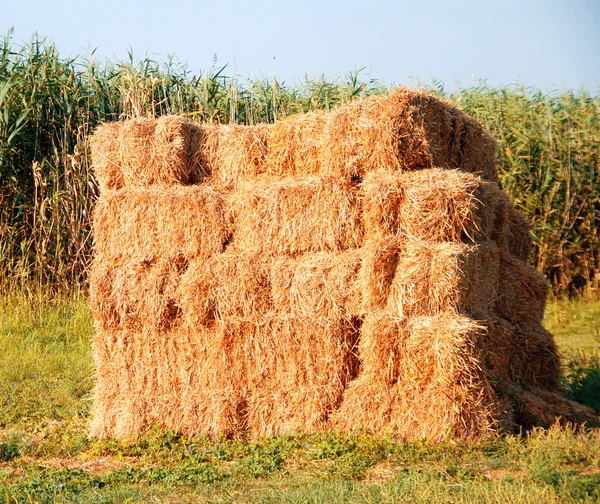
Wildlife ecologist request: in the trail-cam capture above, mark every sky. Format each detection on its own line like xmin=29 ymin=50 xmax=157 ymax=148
xmin=2 ymin=0 xmax=599 ymax=91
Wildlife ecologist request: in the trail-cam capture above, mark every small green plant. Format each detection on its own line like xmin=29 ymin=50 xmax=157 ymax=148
xmin=328 ymin=453 xmax=376 ymax=480
xmin=238 ymin=452 xmax=285 ymax=478
xmin=0 ymin=435 xmax=20 ymax=462
xmin=562 ymin=352 xmax=600 ymax=414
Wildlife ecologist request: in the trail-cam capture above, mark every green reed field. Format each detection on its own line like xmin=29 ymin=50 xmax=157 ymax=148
xmin=0 ymin=293 xmax=598 ymax=503
xmin=0 ymin=32 xmax=598 ymax=296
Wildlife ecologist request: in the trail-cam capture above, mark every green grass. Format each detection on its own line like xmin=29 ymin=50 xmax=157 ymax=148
xmin=545 ymin=299 xmax=600 ymax=415
xmin=1 ymin=294 xmax=599 ymax=503
xmin=0 ymin=291 xmax=93 ymax=431
xmin=545 ymin=299 xmax=600 ymax=356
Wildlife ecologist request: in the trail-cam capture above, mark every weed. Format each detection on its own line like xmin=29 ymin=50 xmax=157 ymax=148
xmin=562 ymin=353 xmax=600 ymax=414
xmin=0 ymin=436 xmax=20 ymax=462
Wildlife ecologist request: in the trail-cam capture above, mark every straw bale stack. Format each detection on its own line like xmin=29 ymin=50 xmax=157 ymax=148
xmin=89 ymin=88 xmax=596 ymax=441
xmin=266 ymin=89 xmax=497 ymax=181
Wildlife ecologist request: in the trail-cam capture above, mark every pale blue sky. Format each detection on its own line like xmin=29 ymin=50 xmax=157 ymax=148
xmin=3 ymin=0 xmax=599 ymax=90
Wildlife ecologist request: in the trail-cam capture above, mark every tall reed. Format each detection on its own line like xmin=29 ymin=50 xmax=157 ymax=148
xmin=454 ymin=85 xmax=599 ymax=295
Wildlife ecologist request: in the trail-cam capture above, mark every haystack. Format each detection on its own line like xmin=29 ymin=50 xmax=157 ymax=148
xmin=89 ymin=88 xmax=596 ymax=441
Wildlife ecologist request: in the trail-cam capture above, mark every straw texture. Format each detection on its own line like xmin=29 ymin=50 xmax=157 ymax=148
xmin=198 ymin=124 xmax=271 ymax=190
xmin=228 ymin=176 xmax=363 ymax=255
xmin=332 ymin=313 xmax=502 ymax=439
xmin=387 ymin=241 xmax=500 ymax=318
xmin=360 ymin=168 xmax=509 ymax=245
xmin=93 ymin=185 xmax=227 ymax=261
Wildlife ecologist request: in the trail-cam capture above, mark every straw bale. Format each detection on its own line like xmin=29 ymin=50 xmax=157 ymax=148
xmin=396 ymin=168 xmax=484 ymax=243
xmin=89 ymin=255 xmax=186 ymax=331
xmin=333 ymin=313 xmax=503 ymax=439
xmin=353 ymin=310 xmax=406 ymax=383
xmin=480 ymin=316 xmax=514 ymax=385
xmin=178 ymin=251 xmax=273 ymax=327
xmin=93 ymin=185 xmax=227 ymax=261
xmin=387 ymin=241 xmax=500 ymax=318
xmin=228 ymin=176 xmax=362 ymax=255
xmin=266 ymin=110 xmax=329 ymax=177
xmin=509 ymin=324 xmax=560 ymax=390
xmin=421 ymin=99 xmax=497 ymax=179
xmin=326 ymin=377 xmax=397 ymax=434
xmin=495 ymin=253 xmax=548 ymax=325
xmin=187 ymin=122 xmax=215 ymax=184
xmin=356 ymin=237 xmax=403 ymax=312
xmin=514 ymin=387 xmax=598 ymax=428
xmin=245 ymin=315 xmax=360 ymax=437
xmin=90 ymin=116 xmax=199 ymax=192
xmin=90 ymin=121 xmax=124 ymax=192
xmin=89 ymin=328 xmax=124 ymax=437
xmin=194 ymin=124 xmax=271 ymax=190
xmin=399 ymin=92 xmax=498 ymax=179
xmin=323 ymin=90 xmax=424 ymax=179
xmin=90 ymin=324 xmax=248 ymax=439
xmin=481 ymin=316 xmax=560 ymax=389
xmin=477 ymin=183 xmax=510 ymax=251
xmin=410 ymin=93 xmax=464 ymax=167
xmin=458 ymin=116 xmax=498 ymax=180
xmin=322 ymin=89 xmax=497 ymax=181
xmin=360 ymin=170 xmax=405 ymax=240
xmin=360 ymin=169 xmax=509 ymax=245
xmin=399 ymin=169 xmax=505 ymax=243
xmin=90 ymin=328 xmax=159 ymax=438
xmin=270 ymin=249 xmax=361 ymax=320
xmin=387 ymin=314 xmax=500 ymax=439
xmin=507 ymin=208 xmax=533 ymax=261
xmin=176 ymin=257 xmax=216 ymax=328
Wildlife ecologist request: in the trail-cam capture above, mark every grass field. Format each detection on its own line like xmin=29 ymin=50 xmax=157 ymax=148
xmin=0 ymin=293 xmax=599 ymax=503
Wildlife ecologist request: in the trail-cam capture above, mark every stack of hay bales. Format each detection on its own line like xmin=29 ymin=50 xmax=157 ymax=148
xmin=89 ymin=89 xmax=596 ymax=441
